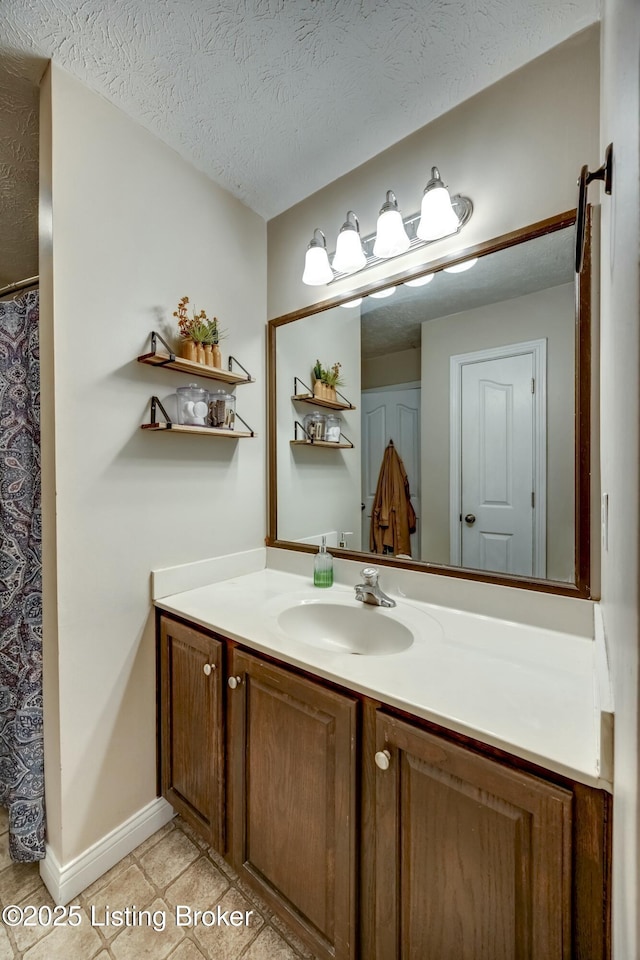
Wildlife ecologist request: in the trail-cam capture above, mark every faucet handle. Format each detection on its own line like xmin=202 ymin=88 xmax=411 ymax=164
xmin=361 ymin=567 xmax=379 ymax=585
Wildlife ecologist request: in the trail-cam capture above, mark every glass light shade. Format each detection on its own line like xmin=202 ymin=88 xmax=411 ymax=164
xmin=416 ymin=185 xmax=460 ymax=242
xmin=373 ymin=209 xmax=411 ymax=258
xmin=443 ymin=257 xmax=479 ymax=274
xmin=339 ymin=297 xmax=363 ymax=308
xmin=332 ymin=228 xmax=366 ymax=274
xmin=404 ymin=274 xmax=434 ymax=288
xmin=369 ymin=286 xmax=396 ymax=299
xmin=302 ymin=245 xmax=333 ymax=285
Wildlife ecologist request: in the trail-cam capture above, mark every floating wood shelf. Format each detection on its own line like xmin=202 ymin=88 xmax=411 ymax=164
xmin=142 ymin=396 xmax=255 ymax=438
xmin=291 ymin=392 xmax=355 ymax=411
xmin=137 ymin=352 xmax=253 ymax=384
xmin=142 ymin=423 xmax=253 ymax=438
xmin=137 ymin=332 xmax=254 ymax=384
xmin=291 ymin=377 xmax=354 ymax=410
xmin=290 ymin=439 xmax=353 ymax=449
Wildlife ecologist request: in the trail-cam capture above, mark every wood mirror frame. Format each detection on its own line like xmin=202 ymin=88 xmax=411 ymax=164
xmin=267 ymin=208 xmax=593 ymax=598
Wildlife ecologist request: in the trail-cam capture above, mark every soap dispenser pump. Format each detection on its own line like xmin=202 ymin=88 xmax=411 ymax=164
xmin=314 ymin=537 xmax=334 ymax=588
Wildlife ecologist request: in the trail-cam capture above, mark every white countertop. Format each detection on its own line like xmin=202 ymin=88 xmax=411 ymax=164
xmin=155 ymin=568 xmax=612 ymax=790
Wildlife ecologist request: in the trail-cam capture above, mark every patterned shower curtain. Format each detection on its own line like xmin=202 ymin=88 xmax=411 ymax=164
xmin=0 ymin=289 xmax=45 ymax=861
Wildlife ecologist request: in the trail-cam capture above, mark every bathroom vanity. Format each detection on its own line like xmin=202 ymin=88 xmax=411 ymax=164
xmin=155 ymin=569 xmax=611 ymax=960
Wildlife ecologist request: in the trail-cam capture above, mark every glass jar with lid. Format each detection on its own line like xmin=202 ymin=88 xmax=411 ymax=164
xmin=324 ymin=414 xmax=342 ymax=443
xmin=303 ymin=412 xmax=327 ymax=441
xmin=176 ymin=383 xmax=208 ymax=425
xmin=208 ymin=389 xmax=236 ymax=430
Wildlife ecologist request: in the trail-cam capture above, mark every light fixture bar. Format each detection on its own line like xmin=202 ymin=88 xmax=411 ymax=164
xmin=328 ymin=196 xmax=472 ymax=283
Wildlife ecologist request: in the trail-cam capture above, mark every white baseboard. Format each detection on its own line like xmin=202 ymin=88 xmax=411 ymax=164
xmin=40 ymin=797 xmax=175 ymax=905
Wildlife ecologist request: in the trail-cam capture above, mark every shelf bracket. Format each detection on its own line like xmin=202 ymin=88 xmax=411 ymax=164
xmin=228 ymin=355 xmax=253 ymax=382
xmin=149 ymin=331 xmax=176 ymax=366
xmin=294 ymin=419 xmax=313 ymax=441
xmin=235 ymin=412 xmax=255 ymax=437
xmin=294 ymin=375 xmax=313 ymax=395
xmin=150 ymin=395 xmax=173 ymax=425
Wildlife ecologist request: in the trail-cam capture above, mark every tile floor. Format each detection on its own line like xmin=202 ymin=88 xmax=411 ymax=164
xmin=0 ymin=809 xmax=320 ymax=960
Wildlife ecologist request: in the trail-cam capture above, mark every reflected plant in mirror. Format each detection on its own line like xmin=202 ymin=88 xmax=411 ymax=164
xmin=269 ymin=212 xmax=593 ymax=596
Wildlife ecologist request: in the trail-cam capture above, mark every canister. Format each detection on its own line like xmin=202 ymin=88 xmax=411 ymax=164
xmin=303 ymin=412 xmax=327 ymax=441
xmin=208 ymin=390 xmax=236 ymax=430
xmin=324 ymin=414 xmax=341 ymax=443
xmin=176 ymin=383 xmax=208 ymax=426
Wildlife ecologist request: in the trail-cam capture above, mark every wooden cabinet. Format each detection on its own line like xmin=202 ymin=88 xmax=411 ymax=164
xmin=158 ymin=615 xmax=609 ymax=960
xmin=158 ymin=616 xmax=358 ymax=960
xmin=227 ymin=649 xmax=358 ymax=960
xmin=159 ymin=618 xmax=225 ymax=849
xmin=373 ymin=712 xmax=572 ymax=960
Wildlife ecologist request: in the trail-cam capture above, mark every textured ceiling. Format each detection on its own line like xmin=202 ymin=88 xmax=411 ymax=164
xmin=1 ymin=0 xmax=598 ymax=286
xmin=361 ymin=227 xmax=574 ymax=358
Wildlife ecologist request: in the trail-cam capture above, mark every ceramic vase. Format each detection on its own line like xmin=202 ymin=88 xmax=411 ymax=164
xmin=181 ymin=339 xmax=197 ymax=362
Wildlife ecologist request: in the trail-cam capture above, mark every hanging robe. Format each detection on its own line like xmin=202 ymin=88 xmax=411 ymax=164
xmin=369 ymin=441 xmax=417 ymax=557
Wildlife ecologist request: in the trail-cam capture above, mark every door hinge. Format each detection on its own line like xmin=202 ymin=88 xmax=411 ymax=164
xmin=531 ymin=378 xmax=535 ymax=394
xmin=531 ymin=491 xmax=535 ymax=508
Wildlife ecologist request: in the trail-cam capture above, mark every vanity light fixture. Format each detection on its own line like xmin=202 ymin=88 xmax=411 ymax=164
xmin=332 ymin=211 xmax=367 ymax=274
xmin=403 ymin=274 xmax=434 ymax=288
xmin=417 ymin=167 xmax=464 ymax=242
xmin=373 ymin=191 xmax=411 ymax=258
xmin=301 ymin=166 xmax=473 ymax=286
xmin=443 ymin=257 xmax=479 ymax=274
xmin=369 ymin=286 xmax=396 ymax=299
xmin=302 ymin=229 xmax=333 ymax=286
xmin=339 ymin=297 xmax=363 ymax=308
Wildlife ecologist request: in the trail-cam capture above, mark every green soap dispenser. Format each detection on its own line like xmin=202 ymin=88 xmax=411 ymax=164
xmin=314 ymin=536 xmax=334 ymax=588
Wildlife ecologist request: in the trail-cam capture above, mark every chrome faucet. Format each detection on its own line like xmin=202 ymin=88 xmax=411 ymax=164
xmin=354 ymin=568 xmax=396 ymax=608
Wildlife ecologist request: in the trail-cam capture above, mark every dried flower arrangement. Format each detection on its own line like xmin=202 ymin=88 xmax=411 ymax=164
xmin=173 ymin=296 xmax=226 ymax=366
xmin=313 ymin=360 xmax=344 ymax=387
xmin=312 ymin=360 xmax=344 ymax=402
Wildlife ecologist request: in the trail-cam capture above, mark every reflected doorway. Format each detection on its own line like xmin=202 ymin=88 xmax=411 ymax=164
xmin=450 ymin=339 xmax=547 ymax=576
xmin=361 ymin=385 xmax=421 ymax=557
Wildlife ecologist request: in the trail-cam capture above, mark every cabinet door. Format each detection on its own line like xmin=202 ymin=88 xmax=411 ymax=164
xmin=227 ymin=649 xmax=357 ymax=960
xmin=374 ymin=712 xmax=572 ymax=960
xmin=160 ymin=617 xmax=224 ymax=849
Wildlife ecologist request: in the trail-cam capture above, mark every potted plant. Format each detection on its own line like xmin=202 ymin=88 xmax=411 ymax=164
xmin=313 ymin=360 xmax=344 ymax=402
xmin=173 ymin=297 xmax=226 ymax=368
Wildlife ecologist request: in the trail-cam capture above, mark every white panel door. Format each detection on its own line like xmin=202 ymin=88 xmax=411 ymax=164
xmin=361 ymin=388 xmax=420 ymax=556
xmin=460 ymin=354 xmax=534 ymax=575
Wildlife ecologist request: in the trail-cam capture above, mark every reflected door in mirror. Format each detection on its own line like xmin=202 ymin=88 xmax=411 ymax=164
xmin=452 ymin=340 xmax=547 ymax=577
xmin=361 ymin=388 xmax=421 ymax=557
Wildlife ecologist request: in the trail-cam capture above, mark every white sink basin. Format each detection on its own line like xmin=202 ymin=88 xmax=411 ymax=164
xmin=277 ymin=601 xmax=414 ymax=656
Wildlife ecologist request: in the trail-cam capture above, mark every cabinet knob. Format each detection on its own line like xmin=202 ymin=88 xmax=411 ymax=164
xmin=228 ymin=676 xmax=243 ymax=689
xmin=203 ymin=663 xmax=215 ymax=676
xmin=375 ymin=749 xmax=391 ymax=771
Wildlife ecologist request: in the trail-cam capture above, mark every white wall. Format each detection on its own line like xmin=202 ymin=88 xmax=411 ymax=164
xmin=362 ymin=347 xmax=421 ymax=390
xmin=267 ymin=26 xmax=600 ymax=320
xmin=275 ymin=306 xmax=361 ymax=549
xmin=40 ymin=64 xmax=266 ymax=865
xmin=421 ymin=284 xmax=575 ymax=581
xmin=598 ymin=0 xmax=640 ymax=953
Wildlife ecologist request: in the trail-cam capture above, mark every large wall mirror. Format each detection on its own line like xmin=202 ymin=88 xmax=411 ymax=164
xmin=268 ymin=210 xmax=592 ymax=597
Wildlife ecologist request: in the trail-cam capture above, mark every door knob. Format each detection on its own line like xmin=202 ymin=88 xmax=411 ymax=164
xmin=375 ymin=749 xmax=391 ymax=771
xmin=228 ymin=676 xmax=243 ymax=689
xmin=464 ymin=513 xmax=476 ymax=525
xmin=203 ymin=663 xmax=215 ymax=676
